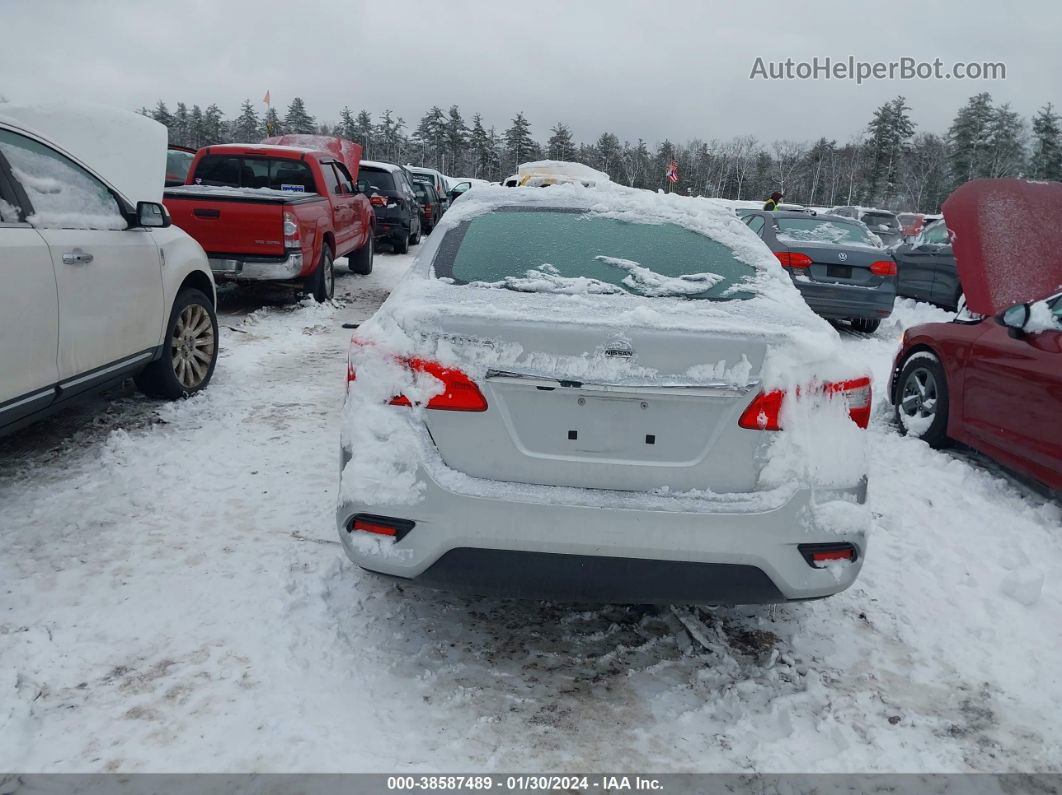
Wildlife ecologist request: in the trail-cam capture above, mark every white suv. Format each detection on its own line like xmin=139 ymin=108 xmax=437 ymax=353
xmin=0 ymin=105 xmax=219 ymax=436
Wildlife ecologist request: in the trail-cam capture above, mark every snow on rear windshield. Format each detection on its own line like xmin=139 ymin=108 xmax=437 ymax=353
xmin=0 ymin=129 xmax=127 ymax=230
xmin=776 ymin=218 xmax=881 ymax=248
xmin=434 ymin=210 xmax=756 ymax=300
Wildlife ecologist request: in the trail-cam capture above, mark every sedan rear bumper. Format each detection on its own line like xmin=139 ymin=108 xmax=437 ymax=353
xmin=792 ymin=278 xmax=896 ymax=320
xmin=336 ymin=425 xmax=868 ymax=605
xmin=376 ymin=548 xmax=788 ymax=604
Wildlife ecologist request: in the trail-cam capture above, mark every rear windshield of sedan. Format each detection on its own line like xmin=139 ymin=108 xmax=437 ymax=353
xmin=360 ymin=167 xmax=395 ymax=191
xmin=434 ymin=209 xmax=757 ymax=300
xmin=776 ymin=217 xmax=881 ymax=247
xmin=194 ymin=155 xmax=315 ymax=192
xmin=860 ymin=212 xmax=899 ymax=230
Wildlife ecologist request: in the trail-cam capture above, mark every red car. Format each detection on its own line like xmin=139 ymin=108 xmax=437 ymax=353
xmin=163 ymin=136 xmax=375 ymax=301
xmin=891 ymin=179 xmax=1062 ymax=493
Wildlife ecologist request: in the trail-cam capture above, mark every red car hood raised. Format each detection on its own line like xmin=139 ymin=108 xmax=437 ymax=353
xmin=261 ymin=134 xmax=362 ymax=182
xmin=943 ymin=178 xmax=1062 ymax=314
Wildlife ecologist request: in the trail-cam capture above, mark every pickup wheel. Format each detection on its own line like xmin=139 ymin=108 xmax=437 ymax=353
xmin=135 ymin=288 xmax=218 ymax=400
xmin=349 ymin=234 xmax=373 ymax=275
xmin=393 ymin=233 xmax=409 ymax=255
xmin=306 ymin=247 xmax=335 ymax=301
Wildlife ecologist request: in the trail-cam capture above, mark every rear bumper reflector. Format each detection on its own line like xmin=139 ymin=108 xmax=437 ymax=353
xmin=349 ymin=513 xmax=416 ymax=542
xmin=798 ymin=542 xmax=858 ymax=568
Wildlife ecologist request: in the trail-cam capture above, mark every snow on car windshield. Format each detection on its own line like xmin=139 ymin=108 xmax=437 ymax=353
xmin=776 ymin=218 xmax=881 ymax=248
xmin=434 ymin=210 xmax=755 ymax=300
xmin=0 ymin=128 xmax=128 ymax=230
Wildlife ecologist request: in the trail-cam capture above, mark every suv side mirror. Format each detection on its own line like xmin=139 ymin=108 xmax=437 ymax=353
xmin=137 ymin=201 xmax=170 ymax=228
xmin=1002 ymin=302 xmax=1031 ymax=335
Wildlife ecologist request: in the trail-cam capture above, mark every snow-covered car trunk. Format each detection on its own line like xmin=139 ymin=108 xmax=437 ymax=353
xmin=346 ymin=185 xmax=871 ymax=501
xmin=412 ymin=312 xmax=770 ymax=492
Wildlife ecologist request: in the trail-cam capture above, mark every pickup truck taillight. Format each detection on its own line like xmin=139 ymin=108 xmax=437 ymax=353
xmin=283 ymin=211 xmax=300 ymax=247
xmin=369 ymin=195 xmax=387 ymax=207
xmin=738 ymin=377 xmax=872 ymax=431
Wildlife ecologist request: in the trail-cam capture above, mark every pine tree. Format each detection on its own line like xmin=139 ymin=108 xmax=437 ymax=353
xmin=468 ymin=114 xmax=491 ymax=178
xmin=200 ymin=104 xmax=225 ymax=146
xmin=338 ymin=107 xmax=357 ymax=141
xmin=594 ymin=132 xmax=621 ymax=174
xmin=375 ymin=110 xmax=406 ymax=162
xmin=864 ymin=96 xmax=915 ymax=204
xmin=151 ymin=100 xmax=173 ymax=130
xmin=353 ymin=110 xmax=375 ymax=156
xmin=232 ymin=99 xmax=261 ymax=142
xmin=283 ymin=97 xmax=316 ymax=135
xmin=947 ymin=93 xmax=994 ymax=186
xmin=547 ymin=123 xmax=575 ymax=160
xmin=188 ymin=105 xmax=204 ymax=148
xmin=412 ymin=106 xmax=447 ymax=168
xmin=985 ymin=103 xmax=1025 ymax=177
xmin=1030 ymin=103 xmax=1062 ymax=180
xmin=504 ymin=112 xmax=534 ymax=171
xmin=445 ymin=106 xmax=468 ymax=175
xmin=173 ymin=103 xmax=190 ymax=147
xmin=263 ymin=106 xmax=283 ymax=137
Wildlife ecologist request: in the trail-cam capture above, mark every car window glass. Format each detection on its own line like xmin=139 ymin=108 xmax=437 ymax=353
xmin=0 ymin=128 xmax=127 ymax=230
xmin=359 ymin=168 xmax=394 ymax=192
xmin=321 ymin=162 xmax=342 ymax=194
xmin=194 ymin=155 xmax=315 ymax=192
xmin=333 ymin=161 xmax=355 ymax=192
xmin=923 ymin=222 xmax=949 ymax=245
xmin=437 ymin=210 xmax=757 ymax=301
xmin=776 ymin=217 xmax=880 ymax=247
xmin=744 ymin=215 xmax=765 ymax=235
xmin=166 ymin=150 xmax=194 ymax=183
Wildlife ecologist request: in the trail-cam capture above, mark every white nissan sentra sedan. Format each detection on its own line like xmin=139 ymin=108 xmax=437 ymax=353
xmin=338 ymin=181 xmax=871 ymax=605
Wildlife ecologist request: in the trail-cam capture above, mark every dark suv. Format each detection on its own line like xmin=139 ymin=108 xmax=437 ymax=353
xmin=412 ymin=178 xmax=443 ymax=233
xmin=357 ymin=160 xmax=422 ymax=254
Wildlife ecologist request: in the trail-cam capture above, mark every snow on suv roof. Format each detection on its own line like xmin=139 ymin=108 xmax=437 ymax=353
xmin=360 ymin=160 xmax=404 ymax=172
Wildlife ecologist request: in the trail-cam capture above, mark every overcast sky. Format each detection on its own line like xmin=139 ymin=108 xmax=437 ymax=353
xmin=1 ymin=0 xmax=1057 ymax=146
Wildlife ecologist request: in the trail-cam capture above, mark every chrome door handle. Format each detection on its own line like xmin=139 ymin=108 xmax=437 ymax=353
xmin=62 ymin=249 xmax=94 ymax=265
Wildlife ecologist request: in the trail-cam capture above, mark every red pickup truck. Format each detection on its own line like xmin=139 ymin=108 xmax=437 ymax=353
xmin=163 ymin=136 xmax=375 ymax=301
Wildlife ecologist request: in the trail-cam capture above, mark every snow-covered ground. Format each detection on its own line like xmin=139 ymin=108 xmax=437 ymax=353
xmin=1 ymin=246 xmax=1060 ymax=773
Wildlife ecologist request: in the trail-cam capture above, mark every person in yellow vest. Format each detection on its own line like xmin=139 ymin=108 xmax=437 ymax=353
xmin=763 ymin=191 xmax=784 ymax=211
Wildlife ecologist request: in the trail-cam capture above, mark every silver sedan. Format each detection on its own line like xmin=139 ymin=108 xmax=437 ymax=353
xmin=338 ymin=185 xmax=872 ymax=605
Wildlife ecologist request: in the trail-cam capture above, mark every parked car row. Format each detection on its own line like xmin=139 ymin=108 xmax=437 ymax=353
xmin=3 ymin=105 xmax=1058 ymax=607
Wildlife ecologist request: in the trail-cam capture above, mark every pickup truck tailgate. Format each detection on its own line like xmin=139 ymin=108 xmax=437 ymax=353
xmin=163 ymin=188 xmax=291 ymax=257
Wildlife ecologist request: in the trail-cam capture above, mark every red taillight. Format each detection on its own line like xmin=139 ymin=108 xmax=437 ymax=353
xmin=799 ymin=543 xmax=858 ymax=568
xmin=347 ymin=345 xmax=488 ymax=412
xmin=870 ymin=259 xmax=897 ymax=276
xmin=353 ymin=518 xmax=396 ymax=536
xmin=424 ymin=204 xmax=433 ymax=218
xmin=369 ymin=195 xmax=387 ymax=207
xmin=775 ymin=251 xmax=813 ymax=268
xmin=388 ymin=357 xmax=488 ymax=411
xmin=738 ymin=376 xmax=872 ymax=431
xmin=349 ymin=514 xmax=416 ymax=541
